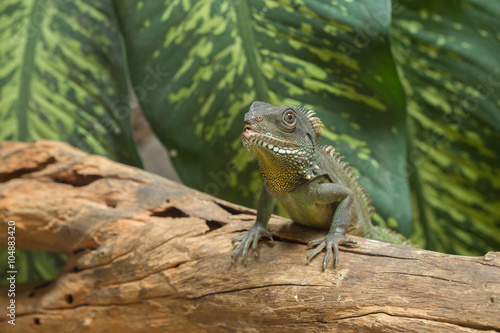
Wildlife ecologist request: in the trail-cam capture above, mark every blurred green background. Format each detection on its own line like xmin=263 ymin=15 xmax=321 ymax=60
xmin=0 ymin=0 xmax=499 ymax=283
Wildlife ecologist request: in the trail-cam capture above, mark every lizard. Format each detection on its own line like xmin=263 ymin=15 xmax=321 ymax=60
xmin=232 ymin=101 xmax=407 ymax=269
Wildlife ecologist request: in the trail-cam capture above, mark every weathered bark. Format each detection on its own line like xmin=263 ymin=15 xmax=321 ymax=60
xmin=0 ymin=140 xmax=499 ymax=333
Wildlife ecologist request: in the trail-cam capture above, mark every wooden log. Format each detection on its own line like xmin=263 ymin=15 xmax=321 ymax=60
xmin=0 ymin=140 xmax=499 ymax=333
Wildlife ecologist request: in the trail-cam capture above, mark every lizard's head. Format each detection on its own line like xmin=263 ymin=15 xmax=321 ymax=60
xmin=241 ymin=101 xmax=324 ymax=195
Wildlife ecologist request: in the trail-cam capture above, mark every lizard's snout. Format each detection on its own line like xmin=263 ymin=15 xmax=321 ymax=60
xmin=242 ymin=126 xmax=258 ymax=139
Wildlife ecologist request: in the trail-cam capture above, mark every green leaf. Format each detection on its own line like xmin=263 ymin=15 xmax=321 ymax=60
xmin=390 ymin=0 xmax=500 ymax=254
xmin=116 ymin=0 xmax=412 ymax=233
xmin=0 ymin=250 xmax=66 ymax=285
xmin=0 ymin=0 xmax=142 ymax=283
xmin=0 ymin=0 xmax=141 ymax=165
xmin=2 ymin=0 xmax=497 ymax=273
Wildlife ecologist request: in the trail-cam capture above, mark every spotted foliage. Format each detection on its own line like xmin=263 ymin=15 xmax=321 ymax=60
xmin=0 ymin=0 xmax=140 ymax=165
xmin=0 ymin=0 xmax=498 ymax=268
xmin=117 ymin=0 xmax=411 ymax=234
xmin=390 ymin=0 xmax=500 ymax=254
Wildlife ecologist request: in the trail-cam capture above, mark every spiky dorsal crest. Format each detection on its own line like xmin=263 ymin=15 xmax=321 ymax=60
xmin=299 ymin=106 xmax=324 ymax=141
xmin=321 ymin=145 xmax=375 ymax=217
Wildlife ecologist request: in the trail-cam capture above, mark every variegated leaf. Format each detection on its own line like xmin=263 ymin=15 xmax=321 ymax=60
xmin=390 ymin=0 xmax=500 ymax=254
xmin=117 ymin=0 xmax=412 ymax=233
xmin=0 ymin=0 xmax=141 ymax=283
xmin=0 ymin=0 xmax=140 ymax=165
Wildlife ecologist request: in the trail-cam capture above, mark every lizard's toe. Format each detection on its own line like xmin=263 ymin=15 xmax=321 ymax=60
xmin=306 ymin=241 xmax=326 ymax=263
xmin=307 ymin=237 xmax=324 ymax=248
xmin=341 ymin=238 xmax=358 ymax=247
xmin=306 ymin=233 xmax=356 ymax=269
xmin=231 ymin=224 xmax=273 ymax=263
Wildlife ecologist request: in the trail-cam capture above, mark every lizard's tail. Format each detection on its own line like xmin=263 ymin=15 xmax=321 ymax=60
xmin=366 ymin=226 xmax=414 ymax=247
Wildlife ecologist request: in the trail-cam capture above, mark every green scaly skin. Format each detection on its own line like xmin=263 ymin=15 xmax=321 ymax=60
xmin=232 ymin=102 xmax=408 ymax=269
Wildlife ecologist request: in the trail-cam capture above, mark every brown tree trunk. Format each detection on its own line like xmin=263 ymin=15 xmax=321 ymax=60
xmin=0 ymin=140 xmax=499 ymax=333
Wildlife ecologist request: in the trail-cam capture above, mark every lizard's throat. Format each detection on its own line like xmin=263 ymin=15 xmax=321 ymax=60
xmin=250 ymin=146 xmax=315 ymax=195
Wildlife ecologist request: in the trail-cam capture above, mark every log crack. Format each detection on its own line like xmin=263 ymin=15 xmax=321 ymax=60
xmin=0 ymin=141 xmax=498 ymax=332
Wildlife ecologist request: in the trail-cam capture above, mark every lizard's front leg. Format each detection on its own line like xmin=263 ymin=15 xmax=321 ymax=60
xmin=232 ymin=181 xmax=275 ymax=262
xmin=307 ymin=183 xmax=358 ymax=269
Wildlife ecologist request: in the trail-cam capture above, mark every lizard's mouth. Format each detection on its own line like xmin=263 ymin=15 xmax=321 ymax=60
xmin=242 ymin=126 xmax=259 ymax=139
xmin=242 ymin=126 xmax=298 ymax=150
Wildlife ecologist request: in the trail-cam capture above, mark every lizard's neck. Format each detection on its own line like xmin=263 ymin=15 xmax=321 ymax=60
xmin=254 ymin=146 xmax=316 ymax=196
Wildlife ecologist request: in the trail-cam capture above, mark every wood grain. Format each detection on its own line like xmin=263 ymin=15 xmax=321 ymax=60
xmin=0 ymin=140 xmax=499 ymax=333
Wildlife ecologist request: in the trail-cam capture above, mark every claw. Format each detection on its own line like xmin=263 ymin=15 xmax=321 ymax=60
xmin=332 ymin=241 xmax=339 ymax=268
xmin=344 ymin=239 xmax=358 ymax=246
xmin=306 ymin=241 xmax=325 ymax=264
xmin=231 ymin=224 xmax=272 ymax=263
xmin=231 ymin=240 xmax=245 ymax=262
xmin=306 ymin=233 xmax=358 ymax=269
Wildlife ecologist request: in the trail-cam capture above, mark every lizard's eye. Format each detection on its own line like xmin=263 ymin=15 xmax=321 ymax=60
xmin=282 ymin=110 xmax=296 ymax=128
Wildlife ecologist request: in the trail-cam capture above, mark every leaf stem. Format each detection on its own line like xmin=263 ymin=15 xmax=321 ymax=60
xmin=18 ymin=0 xmax=45 ymax=141
xmin=233 ymin=0 xmax=269 ymax=102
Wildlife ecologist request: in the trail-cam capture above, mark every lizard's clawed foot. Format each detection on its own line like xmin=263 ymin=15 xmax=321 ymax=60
xmin=231 ymin=224 xmax=273 ymax=263
xmin=306 ymin=233 xmax=358 ymax=269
